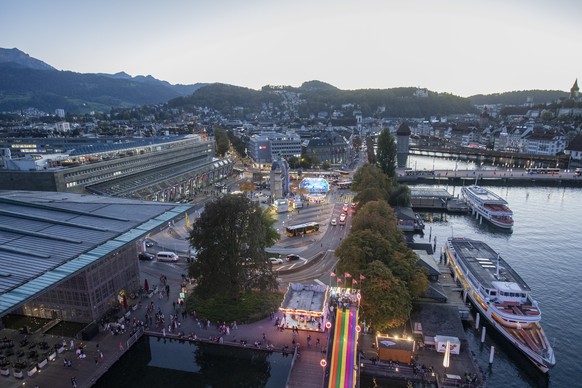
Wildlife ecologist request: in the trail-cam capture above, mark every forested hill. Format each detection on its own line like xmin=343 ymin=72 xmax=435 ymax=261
xmin=469 ymin=90 xmax=568 ymax=106
xmin=168 ymin=81 xmax=478 ymax=118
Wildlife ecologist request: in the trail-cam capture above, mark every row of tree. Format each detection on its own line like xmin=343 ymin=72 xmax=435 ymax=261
xmin=335 ymin=130 xmax=428 ymax=331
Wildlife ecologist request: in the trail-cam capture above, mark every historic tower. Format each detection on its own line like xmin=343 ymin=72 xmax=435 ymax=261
xmin=570 ymin=79 xmax=580 ymax=100
xmin=396 ymin=122 xmax=411 ymax=168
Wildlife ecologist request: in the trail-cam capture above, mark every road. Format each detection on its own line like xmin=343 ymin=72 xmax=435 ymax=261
xmin=141 ymin=147 xmax=367 ymax=292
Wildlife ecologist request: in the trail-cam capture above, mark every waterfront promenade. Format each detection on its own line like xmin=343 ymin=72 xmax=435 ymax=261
xmin=0 ymin=279 xmax=328 ymax=388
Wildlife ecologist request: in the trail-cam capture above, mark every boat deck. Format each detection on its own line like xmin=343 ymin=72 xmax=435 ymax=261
xmin=447 ymin=238 xmax=530 ymax=291
xmin=463 ymin=185 xmax=507 ymax=204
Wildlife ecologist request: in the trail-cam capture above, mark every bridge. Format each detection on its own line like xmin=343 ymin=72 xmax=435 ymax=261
xmin=408 ymin=146 xmax=569 ymax=169
xmin=398 ymin=168 xmax=582 ymax=187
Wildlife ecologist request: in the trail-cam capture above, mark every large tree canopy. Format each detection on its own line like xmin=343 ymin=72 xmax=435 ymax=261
xmin=350 ymin=200 xmax=399 ymax=237
xmin=376 ymin=128 xmax=397 ymax=178
xmin=359 ymin=261 xmax=412 ymax=331
xmin=188 ymin=195 xmax=278 ymax=299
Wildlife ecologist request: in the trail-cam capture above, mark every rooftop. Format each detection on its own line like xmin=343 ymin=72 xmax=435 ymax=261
xmin=0 ymin=190 xmax=192 ymax=316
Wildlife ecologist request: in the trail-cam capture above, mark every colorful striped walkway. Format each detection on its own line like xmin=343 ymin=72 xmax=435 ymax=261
xmin=327 ymin=306 xmax=359 ymax=388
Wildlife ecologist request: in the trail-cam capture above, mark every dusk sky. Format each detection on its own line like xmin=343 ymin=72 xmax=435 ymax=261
xmin=1 ymin=0 xmax=580 ymax=97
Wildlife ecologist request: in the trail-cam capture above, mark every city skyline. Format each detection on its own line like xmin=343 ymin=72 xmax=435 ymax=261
xmin=1 ymin=0 xmax=581 ymax=97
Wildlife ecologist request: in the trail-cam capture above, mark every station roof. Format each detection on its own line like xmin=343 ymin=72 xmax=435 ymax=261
xmin=0 ymin=190 xmax=192 ymax=317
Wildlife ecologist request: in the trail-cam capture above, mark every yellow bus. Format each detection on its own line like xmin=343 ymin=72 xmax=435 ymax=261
xmin=286 ymin=222 xmax=320 ymax=237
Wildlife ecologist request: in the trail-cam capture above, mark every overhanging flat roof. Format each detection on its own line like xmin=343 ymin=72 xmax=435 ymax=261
xmin=0 ymin=190 xmax=192 ymax=316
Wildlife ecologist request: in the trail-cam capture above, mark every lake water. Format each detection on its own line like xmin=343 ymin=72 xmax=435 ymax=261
xmin=388 ymin=156 xmax=581 ymax=388
xmin=93 ymin=336 xmax=293 ymax=388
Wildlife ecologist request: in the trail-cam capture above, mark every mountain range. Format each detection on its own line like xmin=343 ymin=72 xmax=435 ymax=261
xmin=0 ymin=48 xmax=568 ymax=116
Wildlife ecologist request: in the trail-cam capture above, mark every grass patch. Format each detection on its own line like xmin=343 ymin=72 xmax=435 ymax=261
xmin=185 ymin=290 xmax=284 ymax=324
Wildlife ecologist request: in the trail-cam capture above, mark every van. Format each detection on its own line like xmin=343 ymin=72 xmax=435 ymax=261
xmin=156 ymin=251 xmax=179 ymax=262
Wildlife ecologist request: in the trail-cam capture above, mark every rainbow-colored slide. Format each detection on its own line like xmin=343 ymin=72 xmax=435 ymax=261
xmin=327 ymin=307 xmax=359 ymax=388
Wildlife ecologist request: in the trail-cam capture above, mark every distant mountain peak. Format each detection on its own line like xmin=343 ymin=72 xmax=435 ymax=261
xmin=0 ymin=47 xmax=55 ymax=71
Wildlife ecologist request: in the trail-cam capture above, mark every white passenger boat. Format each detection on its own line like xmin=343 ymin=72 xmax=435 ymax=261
xmin=446 ymin=237 xmax=555 ymax=372
xmin=460 ymin=185 xmax=513 ymax=228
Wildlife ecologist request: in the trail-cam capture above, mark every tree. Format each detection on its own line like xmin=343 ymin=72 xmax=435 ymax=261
xmin=188 ymin=195 xmax=278 ymax=299
xmin=359 ymin=261 xmax=412 ymax=331
xmin=365 ymin=136 xmax=376 ymax=164
xmin=287 ymin=156 xmax=301 ymax=169
xmin=350 ymin=200 xmax=400 ymax=238
xmin=214 ymin=127 xmax=230 ymax=156
xmin=322 ymin=160 xmax=331 ymax=170
xmin=376 ymin=128 xmax=397 ymax=178
xmin=352 ymin=136 xmax=362 ymax=151
xmin=352 ymin=165 xmax=392 ymax=194
xmin=239 ymin=180 xmax=256 ymax=194
xmin=388 ymin=183 xmax=411 ymax=207
xmin=335 ymin=229 xmax=401 ymax=277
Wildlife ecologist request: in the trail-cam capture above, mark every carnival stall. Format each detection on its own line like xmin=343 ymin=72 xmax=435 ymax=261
xmin=279 ymin=283 xmax=329 ymax=332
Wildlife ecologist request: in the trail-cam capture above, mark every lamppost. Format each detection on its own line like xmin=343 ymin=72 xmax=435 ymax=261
xmin=320 ymin=359 xmax=327 ymax=386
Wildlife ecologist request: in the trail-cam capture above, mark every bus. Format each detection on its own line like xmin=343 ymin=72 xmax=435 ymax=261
xmin=286 ymin=222 xmax=320 ymax=237
xmin=526 ymin=167 xmax=560 ymax=175
xmin=272 ymin=199 xmax=289 ymax=213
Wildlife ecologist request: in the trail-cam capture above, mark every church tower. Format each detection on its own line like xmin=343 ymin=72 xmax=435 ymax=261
xmin=570 ymin=79 xmax=579 ymax=100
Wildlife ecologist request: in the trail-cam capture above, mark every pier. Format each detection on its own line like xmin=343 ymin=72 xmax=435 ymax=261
xmin=410 ymin=187 xmax=470 ymax=213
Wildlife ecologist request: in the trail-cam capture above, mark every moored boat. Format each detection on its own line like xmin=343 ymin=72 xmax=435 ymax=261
xmin=445 ymin=237 xmax=555 ymax=372
xmin=461 ymin=185 xmax=513 ymax=228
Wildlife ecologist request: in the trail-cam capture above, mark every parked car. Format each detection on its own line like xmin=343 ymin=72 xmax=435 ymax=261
xmin=269 ymin=257 xmax=283 ymax=265
xmin=351 ymin=202 xmax=356 ymax=209
xmin=138 ymin=252 xmax=155 ymax=261
xmin=330 ymin=218 xmax=337 ymax=226
xmin=286 ymin=254 xmax=303 ymax=261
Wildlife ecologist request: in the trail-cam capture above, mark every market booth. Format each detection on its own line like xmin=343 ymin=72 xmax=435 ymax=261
xmin=376 ymin=334 xmax=416 ymax=364
xmin=279 ymin=283 xmax=329 ymax=331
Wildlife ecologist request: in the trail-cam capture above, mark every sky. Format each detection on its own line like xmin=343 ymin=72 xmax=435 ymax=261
xmin=1 ymin=0 xmax=581 ymax=97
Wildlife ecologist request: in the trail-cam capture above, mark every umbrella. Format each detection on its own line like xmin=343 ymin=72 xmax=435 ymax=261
xmin=122 ymin=294 xmax=128 ymax=310
xmin=144 ymin=279 xmax=149 ymax=293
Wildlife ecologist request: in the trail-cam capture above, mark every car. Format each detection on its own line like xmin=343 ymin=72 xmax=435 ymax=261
xmin=269 ymin=257 xmax=283 ymax=265
xmin=339 ymin=213 xmax=347 ymax=225
xmin=330 ymin=218 xmax=337 ymax=226
xmin=138 ymin=252 xmax=155 ymax=261
xmin=144 ymin=239 xmax=154 ymax=248
xmin=351 ymin=202 xmax=356 ymax=209
xmin=286 ymin=254 xmax=302 ymax=261
xmin=342 ymin=203 xmax=349 ymax=213
xmin=156 ymin=251 xmax=179 ymax=262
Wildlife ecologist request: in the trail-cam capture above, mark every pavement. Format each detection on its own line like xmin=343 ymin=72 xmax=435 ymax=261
xmin=0 ymin=273 xmax=331 ymax=388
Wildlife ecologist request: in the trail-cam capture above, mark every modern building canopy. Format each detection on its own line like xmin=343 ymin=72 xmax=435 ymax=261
xmin=0 ymin=190 xmax=191 ymax=319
